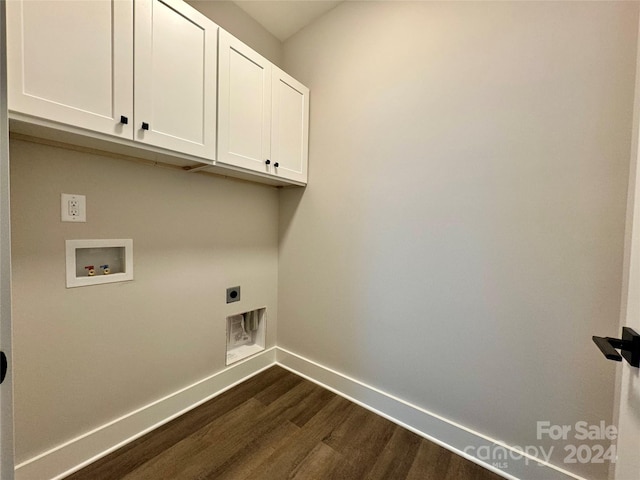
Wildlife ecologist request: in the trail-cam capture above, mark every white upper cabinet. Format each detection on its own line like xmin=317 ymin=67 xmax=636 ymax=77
xmin=7 ymin=1 xmax=307 ymax=185
xmin=217 ymin=30 xmax=272 ymax=173
xmin=271 ymin=67 xmax=309 ymax=184
xmin=218 ymin=30 xmax=309 ymax=185
xmin=134 ymin=0 xmax=217 ymax=159
xmin=7 ymin=0 xmax=218 ymax=161
xmin=7 ymin=0 xmax=134 ymax=138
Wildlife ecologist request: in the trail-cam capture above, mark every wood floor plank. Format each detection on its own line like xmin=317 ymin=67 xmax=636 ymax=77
xmin=321 ymin=404 xmax=396 ymax=479
xmin=242 ymin=395 xmax=355 ymax=480
xmin=253 ymin=368 xmax=303 ymax=406
xmin=65 ymin=367 xmax=291 ymax=480
xmin=66 ymin=366 xmax=505 ymax=480
xmin=288 ymin=385 xmax=335 ymax=428
xmin=405 ymin=440 xmax=454 ymax=480
xmin=250 ymin=378 xmax=321 ymax=427
xmin=445 ymin=452 xmax=505 ymax=480
xmin=289 ymin=441 xmax=344 ymax=480
xmin=365 ymin=426 xmax=423 ymax=480
xmin=126 ymin=378 xmax=318 ymax=480
xmin=212 ymin=420 xmax=300 ymax=480
xmin=196 ymin=381 xmax=323 ymax=480
xmin=151 ymin=379 xmax=330 ymax=480
xmin=119 ymin=398 xmax=266 ymax=480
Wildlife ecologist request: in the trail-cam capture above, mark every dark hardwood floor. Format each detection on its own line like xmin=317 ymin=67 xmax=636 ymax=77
xmin=66 ymin=366 xmax=504 ymax=480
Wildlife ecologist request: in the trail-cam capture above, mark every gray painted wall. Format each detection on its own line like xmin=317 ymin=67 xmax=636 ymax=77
xmin=10 ymin=1 xmax=283 ymax=464
xmin=188 ymin=0 xmax=283 ymax=66
xmin=10 ymin=140 xmax=279 ymax=462
xmin=279 ymin=2 xmax=639 ymax=478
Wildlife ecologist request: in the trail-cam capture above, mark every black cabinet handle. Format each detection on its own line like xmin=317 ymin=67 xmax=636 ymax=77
xmin=120 ymin=115 xmax=128 ymax=125
xmin=265 ymin=159 xmax=271 ymax=165
xmin=141 ymin=122 xmax=150 ymax=131
xmin=274 ymin=162 xmax=279 ymax=168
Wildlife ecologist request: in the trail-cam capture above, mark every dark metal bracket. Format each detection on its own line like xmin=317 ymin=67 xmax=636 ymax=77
xmin=593 ymin=327 xmax=640 ymax=367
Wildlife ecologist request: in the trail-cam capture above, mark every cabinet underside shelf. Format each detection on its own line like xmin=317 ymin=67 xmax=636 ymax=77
xmin=9 ymin=119 xmax=304 ymax=188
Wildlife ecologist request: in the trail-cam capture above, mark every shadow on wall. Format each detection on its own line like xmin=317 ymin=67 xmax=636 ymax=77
xmin=279 ymin=187 xmax=305 ymax=244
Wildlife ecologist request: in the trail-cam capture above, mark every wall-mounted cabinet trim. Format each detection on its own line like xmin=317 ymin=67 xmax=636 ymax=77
xmin=9 ymin=119 xmax=209 ymax=170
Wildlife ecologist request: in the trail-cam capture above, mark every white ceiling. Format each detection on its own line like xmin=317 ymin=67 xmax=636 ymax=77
xmin=233 ymin=1 xmax=342 ymax=41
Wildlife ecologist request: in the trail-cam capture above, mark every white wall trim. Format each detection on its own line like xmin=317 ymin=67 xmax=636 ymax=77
xmin=275 ymin=347 xmax=586 ymax=480
xmin=15 ymin=346 xmax=590 ymax=480
xmin=15 ymin=347 xmax=277 ymax=480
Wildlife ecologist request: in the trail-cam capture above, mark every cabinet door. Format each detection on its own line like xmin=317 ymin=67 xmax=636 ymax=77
xmin=6 ymin=0 xmax=133 ymax=138
xmin=134 ymin=0 xmax=217 ymax=160
xmin=218 ymin=30 xmax=272 ymax=172
xmin=271 ymin=67 xmax=309 ymax=184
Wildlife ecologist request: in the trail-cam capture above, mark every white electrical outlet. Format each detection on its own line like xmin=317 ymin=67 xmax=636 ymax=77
xmin=61 ymin=194 xmax=86 ymax=222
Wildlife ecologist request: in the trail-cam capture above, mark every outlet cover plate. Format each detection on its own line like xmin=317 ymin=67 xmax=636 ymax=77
xmin=61 ymin=194 xmax=86 ymax=222
xmin=226 ymin=286 xmax=241 ymax=303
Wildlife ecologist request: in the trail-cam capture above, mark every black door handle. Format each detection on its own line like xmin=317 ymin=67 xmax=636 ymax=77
xmin=120 ymin=115 xmax=128 ymax=125
xmin=593 ymin=336 xmax=622 ymax=362
xmin=141 ymin=122 xmax=150 ymax=131
xmin=593 ymin=327 xmax=640 ymax=367
xmin=0 ymin=352 xmax=7 ymax=384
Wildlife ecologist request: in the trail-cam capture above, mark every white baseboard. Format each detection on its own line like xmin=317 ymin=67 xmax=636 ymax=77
xmin=15 ymin=348 xmax=277 ymax=480
xmin=15 ymin=346 xmax=588 ymax=480
xmin=275 ymin=347 xmax=585 ymax=480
